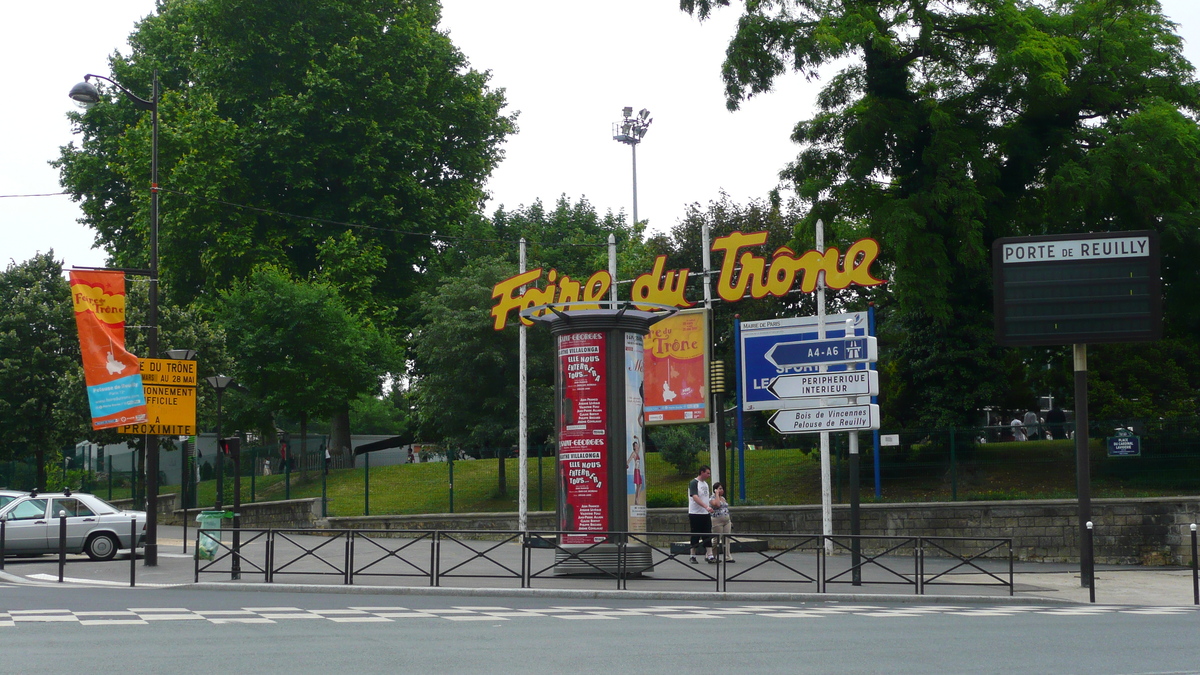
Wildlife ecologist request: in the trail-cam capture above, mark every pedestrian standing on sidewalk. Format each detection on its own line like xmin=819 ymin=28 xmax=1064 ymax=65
xmin=688 ymin=465 xmax=715 ymax=564
xmin=709 ymin=482 xmax=734 ymax=563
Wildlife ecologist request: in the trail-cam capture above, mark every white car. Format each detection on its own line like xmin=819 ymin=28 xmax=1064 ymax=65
xmin=0 ymin=490 xmax=146 ymax=561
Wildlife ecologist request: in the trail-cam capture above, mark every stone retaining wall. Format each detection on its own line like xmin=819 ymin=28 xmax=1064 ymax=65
xmin=327 ymin=497 xmax=1200 ymax=565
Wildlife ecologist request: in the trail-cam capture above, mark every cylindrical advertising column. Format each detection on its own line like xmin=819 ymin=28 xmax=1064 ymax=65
xmin=537 ymin=308 xmax=664 ymax=575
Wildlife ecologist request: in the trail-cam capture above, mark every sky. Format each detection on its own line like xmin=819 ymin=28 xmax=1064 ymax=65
xmin=3 ymin=1 xmax=1200 ymax=271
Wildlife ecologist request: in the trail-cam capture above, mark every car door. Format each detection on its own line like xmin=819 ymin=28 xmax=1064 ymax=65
xmin=1 ymin=498 xmax=50 ymax=553
xmin=49 ymin=498 xmax=97 ymax=551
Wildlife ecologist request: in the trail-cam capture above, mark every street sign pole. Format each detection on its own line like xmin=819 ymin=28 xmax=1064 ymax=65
xmin=816 ymin=220 xmax=831 ymax=555
xmin=1075 ymin=344 xmax=1093 ymax=590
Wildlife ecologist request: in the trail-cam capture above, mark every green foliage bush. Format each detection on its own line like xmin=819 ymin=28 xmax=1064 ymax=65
xmin=649 ymin=424 xmax=707 ymax=476
xmin=646 ymin=489 xmax=685 ymax=508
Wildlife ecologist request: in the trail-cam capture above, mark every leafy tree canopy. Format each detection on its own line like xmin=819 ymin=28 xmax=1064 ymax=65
xmin=683 ymin=0 xmax=1200 ymax=425
xmin=217 ymin=265 xmax=398 ymax=432
xmin=0 ymin=254 xmax=80 ymax=482
xmin=56 ymin=0 xmax=515 ymax=329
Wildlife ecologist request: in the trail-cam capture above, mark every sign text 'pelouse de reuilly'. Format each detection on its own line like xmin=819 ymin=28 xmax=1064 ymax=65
xmin=490 ymin=232 xmax=885 ymax=330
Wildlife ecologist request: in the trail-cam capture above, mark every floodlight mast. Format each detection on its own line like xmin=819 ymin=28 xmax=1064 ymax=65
xmin=612 ymin=106 xmax=652 ymax=226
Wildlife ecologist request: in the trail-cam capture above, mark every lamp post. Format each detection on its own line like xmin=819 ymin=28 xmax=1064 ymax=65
xmin=70 ymin=71 xmax=162 ymax=566
xmin=612 ymin=106 xmax=652 ymax=225
xmin=205 ymin=376 xmax=234 ymax=510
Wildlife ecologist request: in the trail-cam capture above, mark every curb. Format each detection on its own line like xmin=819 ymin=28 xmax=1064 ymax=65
xmin=182 ymin=582 xmax=1080 ymax=605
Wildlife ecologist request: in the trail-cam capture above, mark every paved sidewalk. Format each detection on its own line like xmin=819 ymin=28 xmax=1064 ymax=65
xmin=2 ymin=525 xmax=1197 ymax=606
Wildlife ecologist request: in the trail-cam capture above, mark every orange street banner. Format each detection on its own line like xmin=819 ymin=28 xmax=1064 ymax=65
xmin=69 ymin=270 xmax=148 ymax=430
xmin=643 ymin=308 xmax=710 ymax=425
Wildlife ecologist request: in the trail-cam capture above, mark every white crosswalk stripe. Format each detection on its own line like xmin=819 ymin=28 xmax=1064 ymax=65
xmin=0 ymin=603 xmax=1195 ymax=626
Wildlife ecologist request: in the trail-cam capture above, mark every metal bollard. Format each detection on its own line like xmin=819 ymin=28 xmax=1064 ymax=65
xmin=130 ymin=517 xmax=137 ymax=587
xmin=58 ymin=511 xmax=67 ymax=583
xmin=1190 ymin=523 xmax=1197 ymax=606
xmin=1085 ymin=521 xmax=1095 ymax=604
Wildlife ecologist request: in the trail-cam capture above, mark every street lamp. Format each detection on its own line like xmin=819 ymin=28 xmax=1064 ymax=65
xmin=612 ymin=106 xmax=652 ymax=225
xmin=205 ymin=375 xmax=234 ymax=510
xmin=70 ymin=71 xmax=163 ymax=567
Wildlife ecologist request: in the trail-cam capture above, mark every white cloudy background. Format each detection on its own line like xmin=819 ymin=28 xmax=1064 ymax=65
xmin=3 ymin=1 xmax=1199 ymax=270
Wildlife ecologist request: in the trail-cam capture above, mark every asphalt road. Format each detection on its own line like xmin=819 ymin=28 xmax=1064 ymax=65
xmin=2 ymin=585 xmax=1197 ymax=674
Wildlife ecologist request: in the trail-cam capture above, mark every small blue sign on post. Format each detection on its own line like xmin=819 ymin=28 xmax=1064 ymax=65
xmin=1107 ymin=429 xmax=1140 ymax=457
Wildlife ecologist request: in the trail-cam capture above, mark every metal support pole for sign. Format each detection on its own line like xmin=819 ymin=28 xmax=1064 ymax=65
xmin=733 ymin=318 xmax=746 ymax=502
xmin=537 ymin=443 xmax=544 ymax=512
xmin=108 ymin=455 xmax=113 ymax=500
xmin=448 ymin=455 xmax=454 ymax=514
xmin=232 ymin=437 xmax=241 ymax=581
xmin=608 ymin=234 xmax=617 ymax=303
xmin=1075 ymin=344 xmax=1093 ymax=589
xmin=701 ymin=220 xmax=720 ymax=483
xmin=251 ymin=447 xmax=256 ymax=504
xmin=364 ymin=451 xmax=370 ymax=516
xmin=816 ymin=219 xmax=832 ymax=554
xmin=869 ymin=305 xmax=881 ymax=498
xmin=519 ymin=237 xmax=529 ymax=533
xmin=130 ymin=517 xmax=137 ymax=587
xmin=849 ymin=431 xmax=861 ymax=586
xmin=58 ymin=511 xmax=66 ymax=583
xmin=0 ymin=521 xmax=6 ymax=570
xmin=321 ymin=452 xmax=327 ymax=518
xmin=181 ymin=438 xmax=188 ymax=554
xmin=1086 ymin=521 xmax=1095 ymax=603
xmin=1190 ymin=523 xmax=1197 ymax=605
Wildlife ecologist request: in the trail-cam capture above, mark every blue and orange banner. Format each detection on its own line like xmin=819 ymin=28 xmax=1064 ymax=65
xmin=68 ymin=270 xmax=148 ymax=430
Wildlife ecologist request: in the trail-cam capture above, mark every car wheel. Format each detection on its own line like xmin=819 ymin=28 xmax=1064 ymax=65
xmin=85 ymin=533 xmax=119 ymax=561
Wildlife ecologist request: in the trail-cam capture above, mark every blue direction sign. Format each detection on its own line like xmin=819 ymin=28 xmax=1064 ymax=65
xmin=765 ymin=336 xmax=877 ymax=368
xmin=739 ymin=312 xmax=869 ymax=412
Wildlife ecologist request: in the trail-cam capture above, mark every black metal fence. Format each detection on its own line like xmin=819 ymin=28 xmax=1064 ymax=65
xmin=194 ymin=527 xmax=1016 ymax=595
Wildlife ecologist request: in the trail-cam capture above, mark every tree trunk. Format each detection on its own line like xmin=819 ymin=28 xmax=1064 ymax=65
xmin=35 ymin=447 xmax=46 ymax=491
xmin=300 ymin=411 xmax=309 ymax=481
xmin=329 ymin=404 xmax=352 ymax=465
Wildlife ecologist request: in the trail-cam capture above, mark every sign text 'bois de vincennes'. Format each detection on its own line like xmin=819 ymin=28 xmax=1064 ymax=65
xmin=489 ymin=232 xmax=885 ymax=329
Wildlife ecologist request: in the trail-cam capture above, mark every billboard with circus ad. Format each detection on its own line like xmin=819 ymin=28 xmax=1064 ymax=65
xmin=643 ymin=308 xmax=709 ymax=425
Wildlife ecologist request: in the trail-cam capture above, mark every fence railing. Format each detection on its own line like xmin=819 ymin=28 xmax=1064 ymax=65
xmin=194 ymin=527 xmax=1015 ymax=596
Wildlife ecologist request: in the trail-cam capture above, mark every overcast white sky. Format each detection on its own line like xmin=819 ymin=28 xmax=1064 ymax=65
xmin=3 ymin=1 xmax=1199 ymax=271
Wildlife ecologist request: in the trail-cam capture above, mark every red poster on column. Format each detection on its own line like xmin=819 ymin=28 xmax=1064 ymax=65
xmin=557 ymin=332 xmax=608 ymax=544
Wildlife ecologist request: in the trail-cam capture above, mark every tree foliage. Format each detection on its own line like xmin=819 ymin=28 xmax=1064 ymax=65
xmin=217 ymin=265 xmax=397 ymax=430
xmin=0 ymin=254 xmax=81 ymax=483
xmin=55 ymin=0 xmax=515 ymax=326
xmin=684 ymin=0 xmax=1200 ymax=424
xmin=409 ymin=197 xmax=645 ymax=448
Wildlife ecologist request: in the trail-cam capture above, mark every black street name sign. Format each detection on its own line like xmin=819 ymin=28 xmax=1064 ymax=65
xmin=992 ymin=231 xmax=1161 ymax=346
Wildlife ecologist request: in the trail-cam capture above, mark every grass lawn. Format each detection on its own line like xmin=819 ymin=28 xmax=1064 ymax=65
xmin=151 ymin=437 xmax=1200 ymax=517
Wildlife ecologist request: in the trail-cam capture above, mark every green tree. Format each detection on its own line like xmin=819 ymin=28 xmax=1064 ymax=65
xmin=55 ymin=0 xmax=513 ymax=445
xmin=217 ymin=265 xmax=398 ymax=476
xmin=684 ymin=0 xmax=1200 ymax=425
xmin=56 ymin=0 xmax=514 ymax=313
xmin=409 ymin=197 xmax=645 ymax=453
xmin=0 ymin=253 xmax=81 ymax=487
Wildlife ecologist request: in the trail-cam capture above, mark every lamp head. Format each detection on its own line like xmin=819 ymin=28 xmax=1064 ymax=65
xmin=622 ymin=106 xmax=633 ymax=118
xmin=68 ymin=79 xmax=101 ymax=109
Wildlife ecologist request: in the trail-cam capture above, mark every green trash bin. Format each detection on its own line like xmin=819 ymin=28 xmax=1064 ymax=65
xmin=196 ymin=510 xmax=231 ymax=560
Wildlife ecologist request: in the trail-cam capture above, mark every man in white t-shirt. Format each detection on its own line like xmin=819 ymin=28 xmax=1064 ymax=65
xmin=687 ymin=465 xmax=715 ymax=563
